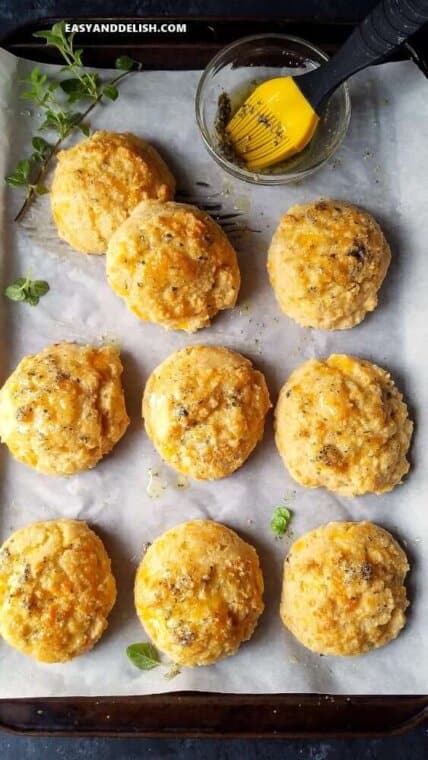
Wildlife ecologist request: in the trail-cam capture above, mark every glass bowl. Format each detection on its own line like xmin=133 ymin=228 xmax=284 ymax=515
xmin=195 ymin=34 xmax=351 ymax=185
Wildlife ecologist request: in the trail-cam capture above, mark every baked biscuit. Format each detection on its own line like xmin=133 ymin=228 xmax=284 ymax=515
xmin=280 ymin=521 xmax=409 ymax=656
xmin=267 ymin=200 xmax=391 ymax=329
xmin=134 ymin=520 xmax=264 ymax=666
xmin=106 ymin=200 xmax=240 ymax=332
xmin=275 ymin=354 xmax=413 ymax=497
xmin=0 ymin=342 xmax=129 ymax=476
xmin=0 ymin=519 xmax=116 ymax=662
xmin=51 ymin=131 xmax=175 ymax=253
xmin=142 ymin=345 xmax=271 ymax=479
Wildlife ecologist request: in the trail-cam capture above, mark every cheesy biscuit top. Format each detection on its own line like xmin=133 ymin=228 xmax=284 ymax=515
xmin=106 ymin=200 xmax=240 ymax=332
xmin=135 ymin=520 xmax=264 ymax=666
xmin=0 ymin=519 xmax=116 ymax=663
xmin=275 ymin=354 xmax=413 ymax=496
xmin=267 ymin=200 xmax=391 ymax=330
xmin=51 ymin=131 xmax=175 ymax=254
xmin=281 ymin=521 xmax=409 ymax=656
xmin=143 ymin=345 xmax=271 ymax=480
xmin=0 ymin=342 xmax=129 ymax=476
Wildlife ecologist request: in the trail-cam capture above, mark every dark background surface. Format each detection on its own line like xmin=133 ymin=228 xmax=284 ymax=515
xmin=0 ymin=0 xmax=383 ymax=37
xmin=0 ymin=0 xmax=427 ymax=758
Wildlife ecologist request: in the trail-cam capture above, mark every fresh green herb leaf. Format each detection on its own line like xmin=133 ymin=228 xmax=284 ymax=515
xmin=20 ymin=67 xmax=58 ymax=107
xmin=115 ymin=55 xmax=135 ymax=71
xmin=33 ymin=22 xmax=69 ymax=52
xmin=5 ymin=159 xmax=32 ymax=187
xmin=26 ymin=293 xmax=41 ymax=306
xmin=33 ymin=30 xmax=64 ymax=46
xmin=21 ymin=66 xmax=46 ymax=91
xmin=32 ymin=136 xmax=52 ymax=160
xmin=51 ymin=21 xmax=68 ymax=38
xmin=9 ymin=277 xmax=28 ymax=288
xmin=60 ymin=74 xmax=100 ymax=102
xmin=102 ymin=84 xmax=119 ymax=101
xmin=74 ymin=48 xmax=84 ymax=67
xmin=4 ymin=277 xmax=49 ymax=306
xmin=38 ymin=108 xmax=63 ymax=132
xmin=30 ymin=66 xmax=47 ymax=83
xmin=60 ymin=77 xmax=88 ymax=99
xmin=39 ymin=109 xmax=83 ymax=139
xmin=81 ymin=72 xmax=100 ymax=99
xmin=11 ymin=22 xmax=138 ymax=223
xmin=126 ymin=643 xmax=161 ymax=670
xmin=4 ymin=281 xmax=27 ymax=302
xmin=29 ymin=280 xmax=50 ymax=298
xmin=270 ymin=506 xmax=292 ymax=538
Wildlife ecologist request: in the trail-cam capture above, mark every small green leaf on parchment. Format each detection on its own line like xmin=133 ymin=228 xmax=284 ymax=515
xmin=103 ymin=84 xmax=119 ymax=101
xmin=31 ymin=136 xmax=52 ymax=160
xmin=30 ymin=280 xmax=50 ymax=298
xmin=5 ymin=159 xmax=32 ymax=187
xmin=126 ymin=642 xmax=161 ymax=671
xmin=4 ymin=279 xmax=28 ymax=302
xmin=4 ymin=277 xmax=49 ymax=306
xmin=270 ymin=506 xmax=292 ymax=538
xmin=60 ymin=77 xmax=88 ymax=100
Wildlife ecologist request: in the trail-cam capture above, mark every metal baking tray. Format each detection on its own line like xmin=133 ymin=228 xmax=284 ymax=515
xmin=1 ymin=15 xmax=428 ymax=738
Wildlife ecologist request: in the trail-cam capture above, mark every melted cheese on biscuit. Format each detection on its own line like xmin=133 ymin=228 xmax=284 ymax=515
xmin=275 ymin=354 xmax=413 ymax=496
xmin=143 ymin=345 xmax=271 ymax=480
xmin=106 ymin=200 xmax=240 ymax=332
xmin=267 ymin=200 xmax=391 ymax=330
xmin=281 ymin=521 xmax=409 ymax=656
xmin=0 ymin=342 xmax=129 ymax=475
xmin=51 ymin=131 xmax=175 ymax=254
xmin=135 ymin=520 xmax=264 ymax=666
xmin=0 ymin=519 xmax=116 ymax=663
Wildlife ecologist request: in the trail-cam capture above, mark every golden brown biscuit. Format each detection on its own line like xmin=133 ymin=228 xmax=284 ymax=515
xmin=0 ymin=342 xmax=129 ymax=476
xmin=0 ymin=519 xmax=116 ymax=663
xmin=135 ymin=520 xmax=264 ymax=666
xmin=51 ymin=131 xmax=175 ymax=254
xmin=275 ymin=354 xmax=413 ymax=497
xmin=106 ymin=200 xmax=240 ymax=332
xmin=143 ymin=345 xmax=271 ymax=479
xmin=280 ymin=521 xmax=409 ymax=656
xmin=267 ymin=200 xmax=391 ymax=329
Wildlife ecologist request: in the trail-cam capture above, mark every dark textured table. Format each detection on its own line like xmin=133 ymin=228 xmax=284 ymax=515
xmin=0 ymin=731 xmax=427 ymax=759
xmin=0 ymin=1 xmax=427 ymax=757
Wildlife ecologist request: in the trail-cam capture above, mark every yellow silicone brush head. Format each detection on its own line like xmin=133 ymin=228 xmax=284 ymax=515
xmin=195 ymin=34 xmax=351 ymax=185
xmin=226 ymin=77 xmax=320 ymax=170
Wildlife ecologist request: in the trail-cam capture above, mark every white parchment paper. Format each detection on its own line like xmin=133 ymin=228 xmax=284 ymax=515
xmin=0 ymin=48 xmax=427 ymax=696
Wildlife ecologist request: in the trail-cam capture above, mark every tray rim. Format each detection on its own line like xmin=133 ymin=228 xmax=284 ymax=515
xmin=0 ymin=693 xmax=427 ymax=738
xmin=0 ymin=13 xmax=427 ymax=739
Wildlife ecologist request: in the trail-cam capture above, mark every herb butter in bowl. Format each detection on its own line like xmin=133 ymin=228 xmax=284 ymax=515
xmin=195 ymin=34 xmax=351 ymax=185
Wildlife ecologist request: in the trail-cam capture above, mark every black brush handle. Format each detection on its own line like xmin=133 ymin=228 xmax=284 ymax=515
xmin=298 ymin=0 xmax=428 ymax=110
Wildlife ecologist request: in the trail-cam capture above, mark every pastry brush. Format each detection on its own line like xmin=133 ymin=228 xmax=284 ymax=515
xmin=226 ymin=0 xmax=428 ymax=170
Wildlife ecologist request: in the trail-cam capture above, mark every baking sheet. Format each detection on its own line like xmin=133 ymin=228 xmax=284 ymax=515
xmin=0 ymin=48 xmax=427 ymax=697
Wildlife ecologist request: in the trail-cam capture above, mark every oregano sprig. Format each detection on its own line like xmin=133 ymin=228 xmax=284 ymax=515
xmin=126 ymin=642 xmax=181 ymax=680
xmin=20 ymin=66 xmax=59 ymax=108
xmin=4 ymin=276 xmax=49 ymax=306
xmin=270 ymin=505 xmax=293 ymax=538
xmin=6 ymin=22 xmax=141 ymax=223
xmin=34 ymin=22 xmax=100 ymax=100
